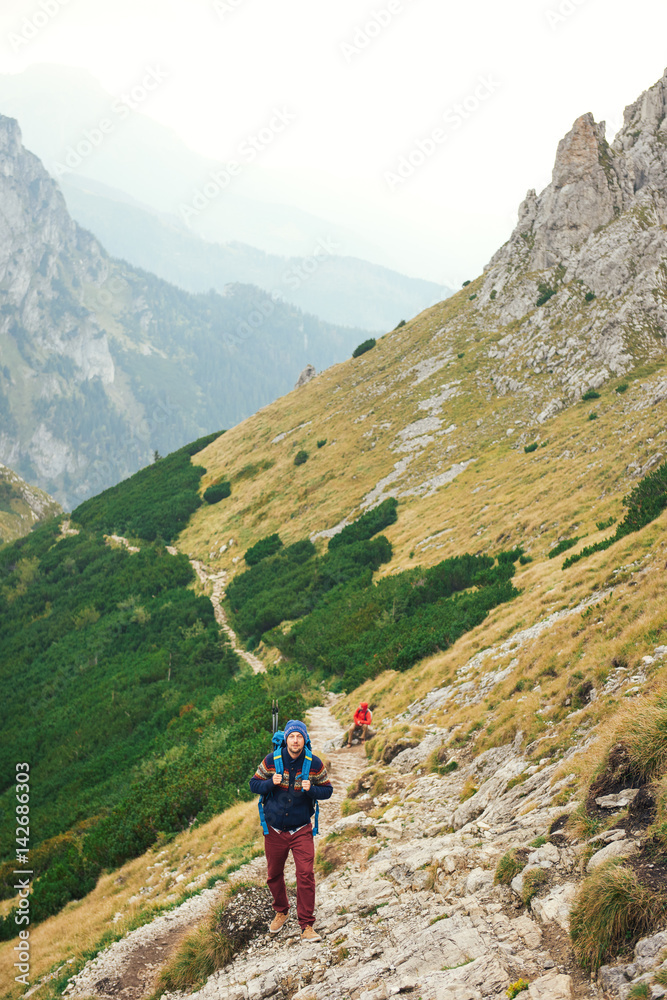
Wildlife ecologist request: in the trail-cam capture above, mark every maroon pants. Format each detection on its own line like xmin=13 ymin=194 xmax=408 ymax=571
xmin=264 ymin=824 xmax=315 ymax=930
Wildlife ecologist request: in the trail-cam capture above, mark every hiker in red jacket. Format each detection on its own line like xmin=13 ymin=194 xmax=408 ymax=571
xmin=345 ymin=702 xmax=373 ymax=745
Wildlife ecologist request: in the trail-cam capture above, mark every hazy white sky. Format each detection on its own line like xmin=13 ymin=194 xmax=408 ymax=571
xmin=2 ymin=0 xmax=667 ymax=283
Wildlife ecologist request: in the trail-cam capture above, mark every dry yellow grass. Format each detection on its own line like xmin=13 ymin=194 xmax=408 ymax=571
xmin=0 ymin=802 xmax=262 ymax=1000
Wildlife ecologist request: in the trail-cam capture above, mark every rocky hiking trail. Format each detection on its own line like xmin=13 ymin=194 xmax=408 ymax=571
xmin=190 ymin=559 xmax=265 ymax=675
xmin=62 ymin=694 xmax=667 ymax=1000
xmin=63 ymin=704 xmax=365 ymax=1000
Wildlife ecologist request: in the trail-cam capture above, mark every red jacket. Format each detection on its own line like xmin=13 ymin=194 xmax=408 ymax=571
xmin=354 ymin=706 xmax=372 ymax=726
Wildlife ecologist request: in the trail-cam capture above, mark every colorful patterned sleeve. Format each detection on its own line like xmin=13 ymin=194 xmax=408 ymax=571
xmin=307 ymin=756 xmax=333 ymax=799
xmin=249 ymin=753 xmax=275 ymax=794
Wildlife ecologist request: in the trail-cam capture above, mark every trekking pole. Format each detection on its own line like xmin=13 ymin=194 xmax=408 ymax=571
xmin=272 ymin=699 xmax=279 ymax=734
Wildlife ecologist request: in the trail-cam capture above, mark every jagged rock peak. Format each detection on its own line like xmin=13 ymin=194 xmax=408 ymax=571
xmin=487 ymin=67 xmax=667 ymax=279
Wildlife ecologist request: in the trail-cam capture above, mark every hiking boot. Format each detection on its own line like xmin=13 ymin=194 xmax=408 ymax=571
xmin=301 ymin=926 xmax=322 ymax=942
xmin=269 ymin=911 xmax=289 ymax=934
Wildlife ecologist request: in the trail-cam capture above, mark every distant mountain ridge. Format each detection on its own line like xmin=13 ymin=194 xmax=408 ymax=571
xmin=0 ymin=114 xmax=374 ymax=509
xmin=59 ymin=173 xmax=446 ymax=331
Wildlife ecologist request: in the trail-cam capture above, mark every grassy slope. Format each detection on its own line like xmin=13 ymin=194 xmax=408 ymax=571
xmin=2 ymin=283 xmax=666 ymax=998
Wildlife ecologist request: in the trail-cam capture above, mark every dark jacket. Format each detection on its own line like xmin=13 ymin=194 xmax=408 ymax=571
xmin=249 ymin=746 xmax=333 ymax=831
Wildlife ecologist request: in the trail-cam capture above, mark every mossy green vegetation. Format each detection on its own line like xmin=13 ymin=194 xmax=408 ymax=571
xmin=73 ymin=432 xmax=223 ymax=542
xmin=226 ymin=500 xmax=522 ymax=690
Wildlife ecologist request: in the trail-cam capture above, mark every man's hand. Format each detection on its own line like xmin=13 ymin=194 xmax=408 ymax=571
xmin=302 ymin=779 xmax=311 ymax=791
xmin=272 ymin=771 xmax=282 ymax=785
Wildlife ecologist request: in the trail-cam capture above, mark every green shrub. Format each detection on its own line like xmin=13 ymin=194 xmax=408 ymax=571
xmin=469 ymin=293 xmax=477 ymax=300
xmin=244 ymin=533 xmax=283 ymax=566
xmin=536 ymin=283 xmax=556 ymax=307
xmin=585 ymin=291 xmax=596 ymax=302
xmin=328 ymin=497 xmax=398 ymax=551
xmin=595 ymin=516 xmax=616 ymax=531
xmin=519 ymin=554 xmax=533 ymax=564
xmin=393 ymin=319 xmax=406 ymax=329
xmin=203 ymin=482 xmax=231 ymax=504
xmin=352 ymin=338 xmax=376 ymax=359
xmin=494 ymin=850 xmax=523 ymax=886
xmin=549 ymin=537 xmax=580 ymax=559
xmin=524 ymin=442 xmax=538 ymax=454
xmin=462 ymin=280 xmax=471 ymax=287
xmin=616 ymin=383 xmax=629 ymax=394
xmin=588 ymin=412 xmax=598 ymax=421
xmin=294 ymin=450 xmax=309 ymax=466
xmin=458 ymin=352 xmax=465 ymax=358
xmin=490 ymin=289 xmax=497 ymax=300
xmin=277 ymin=551 xmax=521 ymax=689
xmin=582 ymin=389 xmax=601 ymax=401
xmin=564 ymin=459 xmax=667 ymax=568
xmin=570 ymin=861 xmax=662 ymax=970
xmin=317 ymin=439 xmax=327 ymax=448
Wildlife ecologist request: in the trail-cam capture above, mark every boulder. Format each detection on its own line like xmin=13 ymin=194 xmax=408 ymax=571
xmin=587 ymin=839 xmax=639 ymax=871
xmin=531 ymin=883 xmax=578 ymax=932
xmin=528 ymin=972 xmax=573 ymax=1000
xmin=595 ymin=789 xmax=640 ymax=809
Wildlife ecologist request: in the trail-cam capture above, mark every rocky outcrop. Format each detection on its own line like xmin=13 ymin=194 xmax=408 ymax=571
xmin=295 ymin=364 xmax=317 ymax=388
xmin=472 ymin=69 xmax=667 ymax=407
xmin=0 ymin=461 xmax=61 ymax=543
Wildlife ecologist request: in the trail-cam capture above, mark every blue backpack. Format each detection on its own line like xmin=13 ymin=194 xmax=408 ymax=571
xmin=257 ymin=730 xmax=319 ymax=837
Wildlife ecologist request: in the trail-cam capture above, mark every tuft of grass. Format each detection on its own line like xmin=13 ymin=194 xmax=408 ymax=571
xmin=628 ymin=984 xmax=650 ymax=1000
xmin=494 ymin=850 xmax=523 ymax=886
xmin=507 ymin=979 xmax=530 ymax=998
xmin=521 ymin=868 xmax=547 ymax=906
xmin=155 ymin=912 xmax=233 ymax=991
xmin=530 ymin=835 xmax=547 ymax=848
xmin=505 ymin=772 xmax=529 ymax=794
xmin=459 ymin=778 xmax=478 ymax=802
xmin=570 ymin=861 xmax=664 ymax=970
xmin=654 ymin=968 xmax=667 ymax=987
xmin=429 ymin=912 xmax=450 ymax=925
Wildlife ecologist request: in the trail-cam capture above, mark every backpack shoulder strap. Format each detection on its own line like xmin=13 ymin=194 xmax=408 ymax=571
xmin=273 ymin=745 xmax=284 ymax=775
xmin=302 ymin=746 xmax=313 ymax=781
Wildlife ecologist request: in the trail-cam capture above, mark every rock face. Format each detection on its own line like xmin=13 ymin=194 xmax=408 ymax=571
xmin=0 ymin=462 xmax=61 ymax=543
xmin=474 ymin=68 xmax=667 ymax=405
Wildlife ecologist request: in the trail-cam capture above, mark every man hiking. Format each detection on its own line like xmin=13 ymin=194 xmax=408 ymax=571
xmin=345 ymin=701 xmax=373 ymax=745
xmin=249 ymin=719 xmax=333 ymax=941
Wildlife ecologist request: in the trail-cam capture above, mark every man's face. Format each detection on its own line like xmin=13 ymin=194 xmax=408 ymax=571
xmin=286 ymin=732 xmax=305 ymax=758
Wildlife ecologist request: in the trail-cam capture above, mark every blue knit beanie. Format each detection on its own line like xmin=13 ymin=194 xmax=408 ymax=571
xmin=284 ymin=719 xmax=308 ymax=741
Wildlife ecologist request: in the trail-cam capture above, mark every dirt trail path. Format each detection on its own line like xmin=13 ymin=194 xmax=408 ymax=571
xmin=190 ymin=558 xmax=265 ymax=674
xmin=64 ymin=703 xmax=366 ymax=1000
